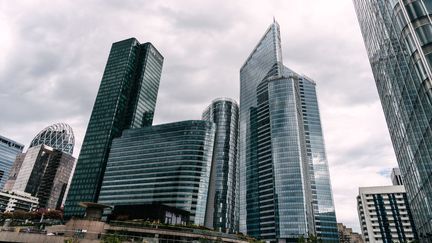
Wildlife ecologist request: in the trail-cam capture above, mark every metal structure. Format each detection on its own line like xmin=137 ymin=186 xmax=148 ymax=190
xmin=29 ymin=123 xmax=75 ymax=155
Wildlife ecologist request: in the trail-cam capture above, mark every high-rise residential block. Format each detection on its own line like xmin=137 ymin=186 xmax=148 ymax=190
xmin=64 ymin=38 xmax=164 ymax=217
xmin=353 ymin=1 xmax=432 ymax=238
xmin=98 ymin=120 xmax=215 ymax=225
xmin=239 ymin=21 xmax=338 ymax=242
xmin=357 ymin=186 xmax=418 ymax=243
xmin=202 ymin=98 xmax=239 ymax=233
xmin=0 ymin=135 xmax=24 ymax=190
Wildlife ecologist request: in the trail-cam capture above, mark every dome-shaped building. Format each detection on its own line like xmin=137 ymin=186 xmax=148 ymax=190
xmin=29 ymin=123 xmax=75 ymax=154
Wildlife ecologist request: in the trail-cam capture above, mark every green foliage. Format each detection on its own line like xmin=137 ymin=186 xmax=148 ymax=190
xmin=64 ymin=238 xmax=79 ymax=243
xmin=298 ymin=234 xmax=323 ymax=243
xmin=101 ymin=233 xmax=125 ymax=243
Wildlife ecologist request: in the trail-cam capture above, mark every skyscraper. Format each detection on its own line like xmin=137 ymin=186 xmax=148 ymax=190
xmin=353 ymin=0 xmax=432 ymax=238
xmin=300 ymin=78 xmax=339 ymax=240
xmin=5 ymin=144 xmax=75 ymax=209
xmin=64 ymin=38 xmax=164 ymax=217
xmin=239 ymin=21 xmax=338 ymax=242
xmin=98 ymin=120 xmax=215 ymax=225
xmin=4 ymin=123 xmax=76 ymax=209
xmin=0 ymin=135 xmax=24 ymax=189
xmin=202 ymin=98 xmax=239 ymax=233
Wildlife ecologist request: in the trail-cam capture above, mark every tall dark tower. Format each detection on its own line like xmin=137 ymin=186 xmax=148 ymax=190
xmin=64 ymin=38 xmax=164 ymax=217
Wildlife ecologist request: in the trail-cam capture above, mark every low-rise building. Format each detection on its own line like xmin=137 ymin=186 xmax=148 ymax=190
xmin=0 ymin=190 xmax=38 ymax=212
xmin=338 ymin=223 xmax=364 ymax=243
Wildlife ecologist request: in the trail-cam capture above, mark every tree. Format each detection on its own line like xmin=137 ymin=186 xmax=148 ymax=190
xmin=298 ymin=234 xmax=323 ymax=243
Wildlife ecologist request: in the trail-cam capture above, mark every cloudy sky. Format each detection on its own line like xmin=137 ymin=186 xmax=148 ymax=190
xmin=0 ymin=0 xmax=397 ymax=231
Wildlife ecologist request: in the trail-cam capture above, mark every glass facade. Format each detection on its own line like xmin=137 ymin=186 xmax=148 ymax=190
xmin=299 ymin=78 xmax=338 ymax=241
xmin=29 ymin=123 xmax=75 ymax=154
xmin=353 ymin=0 xmax=432 ymax=239
xmin=64 ymin=38 xmax=164 ymax=217
xmin=202 ymin=98 xmax=239 ymax=233
xmin=239 ymin=21 xmax=282 ymax=238
xmin=240 ymin=21 xmax=338 ymax=242
xmin=0 ymin=135 xmax=24 ymax=190
xmin=98 ymin=120 xmax=215 ymax=225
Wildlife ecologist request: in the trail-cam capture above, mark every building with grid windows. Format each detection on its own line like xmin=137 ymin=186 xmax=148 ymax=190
xmin=0 ymin=190 xmax=38 ymax=213
xmin=4 ymin=144 xmax=75 ymax=209
xmin=0 ymin=135 xmax=24 ymax=190
xmin=239 ymin=20 xmax=338 ymax=242
xmin=353 ymin=1 xmax=432 ymax=239
xmin=29 ymin=123 xmax=74 ymax=155
xmin=98 ymin=120 xmax=215 ymax=225
xmin=357 ymin=186 xmax=418 ymax=243
xmin=64 ymin=38 xmax=164 ymax=217
xmin=202 ymin=98 xmax=239 ymax=233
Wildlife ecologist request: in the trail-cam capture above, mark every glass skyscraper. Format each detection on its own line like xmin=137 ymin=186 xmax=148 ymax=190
xmin=65 ymin=38 xmax=164 ymax=217
xmin=98 ymin=120 xmax=215 ymax=225
xmin=202 ymin=98 xmax=239 ymax=233
xmin=240 ymin=21 xmax=338 ymax=242
xmin=0 ymin=135 xmax=24 ymax=190
xmin=300 ymin=78 xmax=338 ymax=241
xmin=353 ymin=1 xmax=432 ymax=239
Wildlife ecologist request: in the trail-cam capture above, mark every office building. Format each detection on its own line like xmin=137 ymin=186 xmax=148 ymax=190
xmin=29 ymin=123 xmax=75 ymax=154
xmin=337 ymin=223 xmax=364 ymax=243
xmin=65 ymin=38 xmax=164 ymax=217
xmin=0 ymin=135 xmax=24 ymax=190
xmin=391 ymin=168 xmax=403 ymax=186
xmin=353 ymin=1 xmax=432 ymax=238
xmin=0 ymin=190 xmax=38 ymax=213
xmin=5 ymin=144 xmax=75 ymax=209
xmin=357 ymin=186 xmax=418 ymax=243
xmin=202 ymin=98 xmax=239 ymax=233
xmin=239 ymin=21 xmax=338 ymax=242
xmin=98 ymin=120 xmax=215 ymax=225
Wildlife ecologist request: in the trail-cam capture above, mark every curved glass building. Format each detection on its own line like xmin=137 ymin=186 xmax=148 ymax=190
xmin=353 ymin=0 xmax=432 ymax=239
xmin=239 ymin=21 xmax=338 ymax=242
xmin=98 ymin=120 xmax=216 ymax=225
xmin=29 ymin=123 xmax=75 ymax=155
xmin=202 ymin=98 xmax=239 ymax=233
xmin=0 ymin=135 xmax=24 ymax=190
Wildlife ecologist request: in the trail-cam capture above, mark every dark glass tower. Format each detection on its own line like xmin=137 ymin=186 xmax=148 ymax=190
xmin=64 ymin=38 xmax=164 ymax=217
xmin=98 ymin=120 xmax=215 ymax=225
xmin=353 ymin=0 xmax=432 ymax=239
xmin=202 ymin=98 xmax=239 ymax=233
xmin=240 ymin=21 xmax=338 ymax=242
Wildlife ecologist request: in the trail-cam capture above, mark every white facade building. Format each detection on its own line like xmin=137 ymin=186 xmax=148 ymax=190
xmin=0 ymin=190 xmax=38 ymax=212
xmin=357 ymin=186 xmax=417 ymax=243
